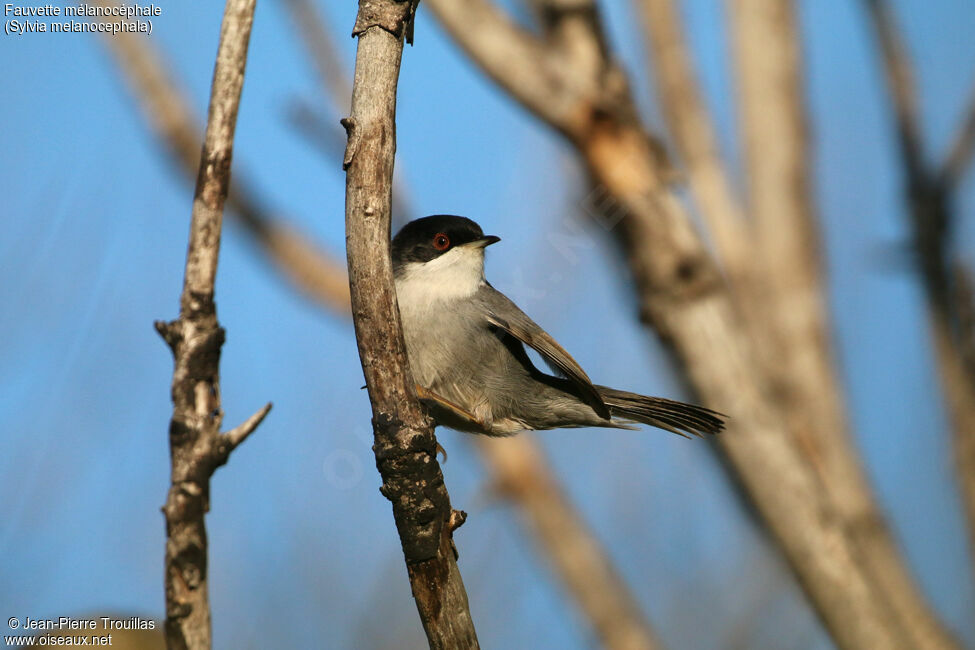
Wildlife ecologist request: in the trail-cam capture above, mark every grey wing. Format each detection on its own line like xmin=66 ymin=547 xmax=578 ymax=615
xmin=476 ymin=284 xmax=611 ymax=419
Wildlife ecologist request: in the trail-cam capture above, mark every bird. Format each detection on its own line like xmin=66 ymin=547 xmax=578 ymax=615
xmin=391 ymin=215 xmax=725 ymax=439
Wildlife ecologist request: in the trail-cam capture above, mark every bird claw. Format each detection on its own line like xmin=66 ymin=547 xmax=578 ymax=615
xmin=415 ymin=384 xmax=487 ymax=430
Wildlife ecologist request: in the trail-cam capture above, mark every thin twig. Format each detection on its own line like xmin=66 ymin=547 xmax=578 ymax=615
xmin=862 ymin=0 xmax=926 ymax=179
xmin=863 ymin=0 xmax=975 ymax=612
xmin=152 ymin=0 xmax=267 ymax=648
xmin=634 ymin=0 xmax=747 ymax=275
xmin=286 ymin=97 xmax=350 ymax=163
xmin=281 ymin=0 xmax=352 ymax=112
xmin=940 ymin=78 xmax=975 ymax=189
xmin=224 ymin=402 xmax=273 ymax=448
xmin=284 ymin=96 xmax=415 ymax=227
xmin=279 ymin=0 xmax=415 ymax=227
xmin=342 ymin=2 xmax=478 ymax=647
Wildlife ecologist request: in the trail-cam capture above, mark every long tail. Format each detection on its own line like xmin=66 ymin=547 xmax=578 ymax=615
xmin=596 ymin=386 xmax=726 ymax=438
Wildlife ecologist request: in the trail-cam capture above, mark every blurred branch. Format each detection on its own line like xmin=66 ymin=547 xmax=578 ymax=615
xmin=729 ymin=3 xmax=956 ymax=648
xmin=423 ymin=0 xmax=602 ymax=138
xmin=863 ymin=0 xmax=975 ymax=603
xmin=284 ymin=96 xmax=416 ymax=225
xmin=95 ymin=0 xmax=350 ymax=313
xmin=281 ymin=0 xmax=352 ymax=112
xmin=862 ymin=0 xmax=925 ymax=179
xmin=426 ymin=0 xmax=921 ymax=647
xmin=931 ymin=297 xmax=975 ymax=568
xmin=940 ymin=79 xmax=975 ymax=189
xmin=286 ymin=97 xmax=350 ymax=163
xmin=151 ymin=0 xmax=269 ymax=648
xmin=635 ymin=0 xmax=748 ymax=276
xmin=342 ymin=2 xmax=478 ymax=647
xmin=280 ymin=0 xmax=415 ymax=225
xmin=477 ymin=437 xmax=661 ymax=650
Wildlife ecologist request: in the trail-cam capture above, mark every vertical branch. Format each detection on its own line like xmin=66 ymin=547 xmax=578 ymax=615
xmin=635 ymin=0 xmax=748 ymax=277
xmin=342 ymin=2 xmax=478 ymax=647
xmin=729 ymin=3 xmax=957 ymax=648
xmin=862 ymin=0 xmax=926 ymax=180
xmin=281 ymin=0 xmax=352 ymax=110
xmin=728 ymin=0 xmax=836 ymax=457
xmin=940 ymin=80 xmax=975 ymax=189
xmin=863 ymin=0 xmax=975 ymax=600
xmin=153 ymin=1 xmax=271 ymax=649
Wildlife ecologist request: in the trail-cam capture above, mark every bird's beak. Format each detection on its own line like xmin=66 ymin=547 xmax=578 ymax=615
xmin=463 ymin=235 xmax=501 ymax=249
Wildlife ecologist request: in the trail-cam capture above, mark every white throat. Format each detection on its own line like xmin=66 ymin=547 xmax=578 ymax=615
xmin=395 ymin=246 xmax=485 ymax=315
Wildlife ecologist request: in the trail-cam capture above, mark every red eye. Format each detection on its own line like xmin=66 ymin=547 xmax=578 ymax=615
xmin=433 ymin=233 xmax=450 ymax=250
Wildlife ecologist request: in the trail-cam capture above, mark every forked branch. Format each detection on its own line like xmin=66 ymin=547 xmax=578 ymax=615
xmin=863 ymin=0 xmax=975 ymax=601
xmin=154 ymin=1 xmax=269 ymax=648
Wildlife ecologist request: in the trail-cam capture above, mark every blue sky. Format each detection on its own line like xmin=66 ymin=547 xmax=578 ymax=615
xmin=2 ymin=1 xmax=975 ymax=648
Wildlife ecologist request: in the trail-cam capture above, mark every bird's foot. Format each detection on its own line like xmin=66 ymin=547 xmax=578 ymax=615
xmin=415 ymin=384 xmax=489 ymax=434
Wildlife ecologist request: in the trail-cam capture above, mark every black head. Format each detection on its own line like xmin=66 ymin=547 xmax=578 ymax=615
xmin=391 ymin=215 xmax=500 ymax=271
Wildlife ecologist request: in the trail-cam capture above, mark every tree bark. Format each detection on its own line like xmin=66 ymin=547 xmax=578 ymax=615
xmin=342 ymin=2 xmax=478 ymax=647
xmin=154 ymin=1 xmax=270 ymax=649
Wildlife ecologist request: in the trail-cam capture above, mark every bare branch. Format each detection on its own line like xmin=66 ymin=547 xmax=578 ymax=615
xmin=425 ymin=0 xmax=598 ymax=138
xmin=343 ymin=2 xmax=478 ymax=647
xmin=862 ymin=0 xmax=925 ymax=178
xmin=286 ymin=97 xmax=350 ymax=162
xmin=96 ymin=1 xmax=350 ymax=313
xmin=153 ymin=0 xmax=264 ymax=648
xmin=729 ymin=0 xmax=821 ymax=283
xmin=635 ymin=0 xmax=748 ymax=275
xmin=279 ymin=0 xmax=417 ymax=226
xmin=729 ymin=3 xmax=957 ymax=648
xmin=428 ymin=0 xmax=919 ymax=647
xmin=477 ymin=437 xmax=661 ymax=650
xmin=940 ymin=78 xmax=975 ymax=189
xmin=223 ymin=402 xmax=273 ymax=450
xmin=281 ymin=0 xmax=352 ymax=112
xmin=863 ymin=0 xmax=975 ymax=610
xmin=931 ymin=304 xmax=975 ymax=552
